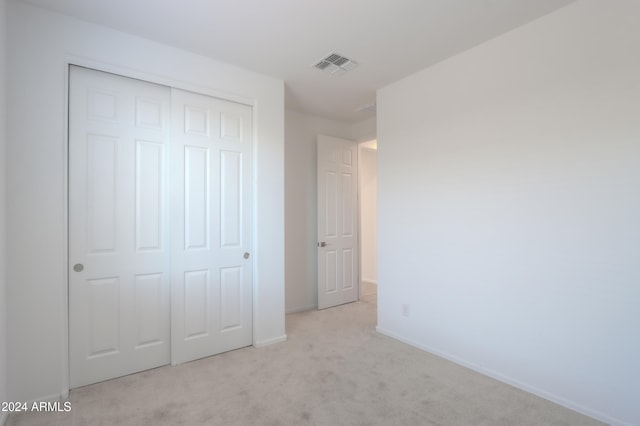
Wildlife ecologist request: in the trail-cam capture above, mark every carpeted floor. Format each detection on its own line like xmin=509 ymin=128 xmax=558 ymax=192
xmin=8 ymin=290 xmax=603 ymax=425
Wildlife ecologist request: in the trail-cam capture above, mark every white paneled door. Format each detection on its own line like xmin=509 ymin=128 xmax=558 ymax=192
xmin=170 ymin=89 xmax=253 ymax=364
xmin=69 ymin=66 xmax=172 ymax=387
xmin=69 ymin=66 xmax=253 ymax=387
xmin=317 ymin=135 xmax=359 ymax=309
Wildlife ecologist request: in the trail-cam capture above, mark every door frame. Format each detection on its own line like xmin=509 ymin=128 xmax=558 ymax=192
xmin=63 ymin=58 xmax=259 ymax=395
xmin=314 ymin=137 xmax=378 ymax=308
xmin=357 ymin=141 xmax=378 ymax=300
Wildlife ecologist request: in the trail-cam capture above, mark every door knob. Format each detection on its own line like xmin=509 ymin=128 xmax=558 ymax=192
xmin=243 ymin=252 xmax=250 ymax=259
xmin=73 ymin=264 xmax=84 ymax=272
xmin=318 ymin=242 xmax=327 ymax=247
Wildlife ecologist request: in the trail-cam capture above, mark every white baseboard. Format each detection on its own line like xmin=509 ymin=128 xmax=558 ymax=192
xmin=375 ymin=326 xmax=630 ymax=426
xmin=285 ymin=304 xmax=316 ymax=314
xmin=254 ymin=334 xmax=287 ymax=348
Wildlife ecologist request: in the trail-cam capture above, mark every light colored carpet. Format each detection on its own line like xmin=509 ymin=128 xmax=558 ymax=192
xmin=8 ymin=291 xmax=603 ymax=426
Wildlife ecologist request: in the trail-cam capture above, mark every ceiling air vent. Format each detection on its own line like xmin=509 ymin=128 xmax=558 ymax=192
xmin=313 ymin=52 xmax=358 ymax=76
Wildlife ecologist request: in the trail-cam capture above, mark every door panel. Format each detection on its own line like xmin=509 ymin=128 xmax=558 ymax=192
xmin=171 ymin=88 xmax=253 ymax=365
xmin=317 ymin=135 xmax=359 ymax=309
xmin=220 ymin=267 xmax=242 ymax=330
xmin=184 ymin=270 xmax=209 ymax=339
xmin=184 ymin=146 xmax=210 ymax=250
xmin=134 ymin=273 xmax=164 ymax=347
xmin=86 ymin=134 xmax=118 ymax=252
xmin=87 ymin=277 xmax=119 ymax=357
xmin=135 ymin=141 xmax=164 ymax=251
xmin=69 ymin=66 xmax=171 ymax=388
xmin=221 ymin=150 xmax=242 ymax=247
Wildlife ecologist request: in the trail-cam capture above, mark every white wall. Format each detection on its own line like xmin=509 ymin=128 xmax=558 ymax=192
xmin=0 ymin=0 xmax=8 ymax=422
xmin=351 ymin=116 xmax=376 ymax=142
xmin=359 ymin=147 xmax=377 ymax=284
xmin=284 ymin=109 xmax=352 ymax=313
xmin=6 ymin=2 xmax=285 ymax=402
xmin=377 ymin=1 xmax=640 ymax=424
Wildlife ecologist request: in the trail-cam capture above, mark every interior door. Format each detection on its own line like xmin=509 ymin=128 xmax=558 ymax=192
xmin=170 ymin=88 xmax=253 ymax=364
xmin=317 ymin=135 xmax=359 ymax=309
xmin=69 ymin=66 xmax=171 ymax=387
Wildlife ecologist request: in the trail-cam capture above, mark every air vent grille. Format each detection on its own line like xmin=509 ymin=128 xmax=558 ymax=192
xmin=314 ymin=60 xmax=332 ymax=70
xmin=313 ymin=52 xmax=358 ymax=76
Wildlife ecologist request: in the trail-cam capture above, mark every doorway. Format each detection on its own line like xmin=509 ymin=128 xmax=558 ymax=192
xmin=316 ymin=135 xmax=377 ymax=309
xmin=358 ymin=140 xmax=377 ymax=304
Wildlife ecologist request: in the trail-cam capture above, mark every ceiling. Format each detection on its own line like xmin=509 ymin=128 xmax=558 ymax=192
xmin=23 ymin=0 xmax=576 ymax=123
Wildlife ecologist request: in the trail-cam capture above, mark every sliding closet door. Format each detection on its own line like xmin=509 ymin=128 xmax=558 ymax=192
xmin=69 ymin=67 xmax=254 ymax=386
xmin=68 ymin=66 xmax=171 ymax=388
xmin=170 ymin=88 xmax=253 ymax=364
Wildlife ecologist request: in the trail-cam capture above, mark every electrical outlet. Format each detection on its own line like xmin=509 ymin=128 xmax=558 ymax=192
xmin=402 ymin=304 xmax=410 ymax=318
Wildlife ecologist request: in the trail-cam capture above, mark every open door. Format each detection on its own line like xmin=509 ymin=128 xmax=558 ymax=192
xmin=317 ymin=135 xmax=359 ymax=309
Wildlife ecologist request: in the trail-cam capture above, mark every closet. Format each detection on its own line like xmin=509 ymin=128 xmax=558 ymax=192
xmin=68 ymin=66 xmax=253 ymax=387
